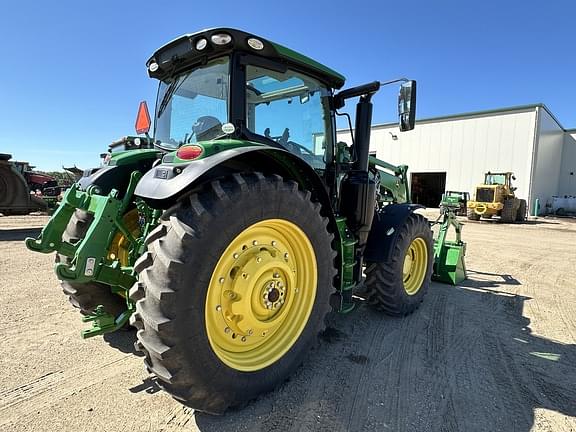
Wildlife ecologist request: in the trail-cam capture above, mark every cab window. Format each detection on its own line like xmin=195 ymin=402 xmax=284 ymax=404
xmin=246 ymin=65 xmax=332 ymax=169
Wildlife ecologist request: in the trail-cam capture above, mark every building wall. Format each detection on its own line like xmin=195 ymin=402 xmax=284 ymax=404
xmin=337 ymin=108 xmax=537 ymax=205
xmin=530 ymin=107 xmax=565 ymax=212
xmin=559 ymin=131 xmax=576 ymax=196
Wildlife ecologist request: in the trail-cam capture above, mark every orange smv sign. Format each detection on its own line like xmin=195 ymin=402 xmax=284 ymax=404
xmin=135 ymin=101 xmax=151 ymax=135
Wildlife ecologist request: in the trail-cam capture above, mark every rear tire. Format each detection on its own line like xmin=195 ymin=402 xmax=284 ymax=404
xmin=467 ymin=209 xmax=481 ymax=221
xmin=501 ymin=199 xmax=517 ymax=223
xmin=130 ymin=173 xmax=336 ymax=414
xmin=56 ymin=210 xmax=126 ymax=316
xmin=364 ymin=213 xmax=433 ymax=316
xmin=516 ymin=199 xmax=527 ymax=222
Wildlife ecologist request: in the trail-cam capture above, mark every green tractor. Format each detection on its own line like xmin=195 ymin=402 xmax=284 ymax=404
xmin=26 ymin=28 xmax=432 ymax=413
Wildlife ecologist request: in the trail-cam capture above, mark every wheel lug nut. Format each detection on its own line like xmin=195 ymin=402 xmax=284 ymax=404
xmin=252 ymin=240 xmax=258 ymax=245
xmin=241 ymin=336 xmax=247 ymax=342
xmin=273 ymin=273 xmax=280 ymax=278
xmin=256 ymin=257 xmax=262 ymax=263
xmin=284 ymin=253 xmax=289 ymax=260
xmin=218 ymin=277 xmax=225 ymax=284
xmin=271 ymin=241 xmax=277 ymax=247
xmin=233 ymin=253 xmax=239 ymax=259
xmin=225 ymin=327 xmax=231 ymax=334
xmin=216 ymin=305 xmax=222 ymax=311
xmin=248 ymin=329 xmax=253 ymax=335
xmin=277 ymin=281 xmax=283 ymax=288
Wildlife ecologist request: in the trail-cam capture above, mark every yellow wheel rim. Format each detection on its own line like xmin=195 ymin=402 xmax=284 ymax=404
xmin=205 ymin=219 xmax=317 ymax=372
xmin=402 ymin=237 xmax=427 ymax=295
xmin=107 ymin=209 xmax=141 ymax=266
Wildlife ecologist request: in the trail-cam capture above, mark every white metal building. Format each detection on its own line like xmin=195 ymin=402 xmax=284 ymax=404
xmin=338 ymin=104 xmax=576 ymax=215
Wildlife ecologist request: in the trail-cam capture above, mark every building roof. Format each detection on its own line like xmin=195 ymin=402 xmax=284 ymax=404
xmin=371 ymin=103 xmax=570 ymax=132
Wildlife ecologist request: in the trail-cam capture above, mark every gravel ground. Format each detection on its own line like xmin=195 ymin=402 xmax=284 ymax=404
xmin=0 ymin=212 xmax=575 ymax=432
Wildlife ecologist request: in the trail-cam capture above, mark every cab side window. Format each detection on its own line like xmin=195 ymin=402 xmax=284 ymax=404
xmin=246 ymin=65 xmax=332 ymax=169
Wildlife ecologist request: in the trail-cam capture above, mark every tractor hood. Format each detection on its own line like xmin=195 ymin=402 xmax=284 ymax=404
xmin=146 ymin=28 xmax=345 ymax=89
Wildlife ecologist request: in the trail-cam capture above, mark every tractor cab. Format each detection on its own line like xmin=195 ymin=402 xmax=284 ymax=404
xmin=477 ymin=171 xmax=516 ymax=203
xmin=139 ymin=28 xmax=416 ymax=203
xmin=484 ymin=172 xmax=515 ymax=190
xmin=145 ymin=29 xmax=345 ymax=170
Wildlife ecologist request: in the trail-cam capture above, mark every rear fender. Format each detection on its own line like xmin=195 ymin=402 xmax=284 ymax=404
xmin=364 ymin=203 xmax=424 ymax=263
xmin=134 ymin=146 xmax=333 ymax=214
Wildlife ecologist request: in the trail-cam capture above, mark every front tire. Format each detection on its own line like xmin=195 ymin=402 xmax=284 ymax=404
xmin=501 ymin=199 xmax=517 ymax=223
xmin=364 ymin=213 xmax=433 ymax=316
xmin=467 ymin=209 xmax=481 ymax=221
xmin=130 ymin=173 xmax=336 ymax=413
xmin=57 ymin=210 xmax=126 ymax=316
xmin=516 ymin=199 xmax=527 ymax=222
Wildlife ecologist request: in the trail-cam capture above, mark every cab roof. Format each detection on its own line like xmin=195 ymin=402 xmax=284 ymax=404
xmin=147 ymin=28 xmax=345 ymax=89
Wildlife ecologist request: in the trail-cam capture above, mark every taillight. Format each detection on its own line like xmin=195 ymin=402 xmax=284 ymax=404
xmin=176 ymin=145 xmax=204 ymax=160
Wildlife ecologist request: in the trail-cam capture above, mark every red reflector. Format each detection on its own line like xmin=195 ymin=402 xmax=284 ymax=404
xmin=176 ymin=145 xmax=204 ymax=160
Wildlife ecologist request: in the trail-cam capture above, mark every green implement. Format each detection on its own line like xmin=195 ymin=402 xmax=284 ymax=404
xmin=432 ymin=196 xmax=467 ymax=285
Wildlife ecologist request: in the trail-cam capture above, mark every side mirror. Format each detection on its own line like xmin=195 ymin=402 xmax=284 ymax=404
xmin=135 ymin=101 xmax=151 ymax=135
xmin=398 ymin=80 xmax=417 ymax=132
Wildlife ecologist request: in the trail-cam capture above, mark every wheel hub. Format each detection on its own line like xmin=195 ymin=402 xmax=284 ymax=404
xmin=215 ymin=240 xmax=294 ymax=341
xmin=264 ymin=283 xmax=282 ymax=305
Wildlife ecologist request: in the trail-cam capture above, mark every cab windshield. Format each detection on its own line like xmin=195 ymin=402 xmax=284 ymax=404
xmin=154 ymin=57 xmax=229 ymax=149
xmin=485 ymin=174 xmax=507 ymax=185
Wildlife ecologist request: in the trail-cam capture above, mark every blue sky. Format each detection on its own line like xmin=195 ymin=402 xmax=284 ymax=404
xmin=1 ymin=0 xmax=574 ymax=171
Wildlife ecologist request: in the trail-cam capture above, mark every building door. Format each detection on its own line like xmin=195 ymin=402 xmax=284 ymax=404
xmin=410 ymin=172 xmax=447 ymax=208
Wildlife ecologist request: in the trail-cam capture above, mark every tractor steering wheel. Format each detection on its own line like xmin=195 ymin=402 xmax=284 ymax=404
xmin=285 ymin=141 xmax=314 ymax=156
xmin=267 ymin=128 xmax=314 ymax=156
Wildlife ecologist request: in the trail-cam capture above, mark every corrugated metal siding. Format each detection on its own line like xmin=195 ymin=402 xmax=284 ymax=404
xmin=531 ymin=108 xmax=565 ymax=210
xmin=559 ymin=131 xmax=576 ymax=196
xmin=337 ymin=109 xmax=537 ymax=204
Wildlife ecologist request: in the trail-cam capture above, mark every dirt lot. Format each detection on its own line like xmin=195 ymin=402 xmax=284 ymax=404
xmin=1 ymin=212 xmax=575 ymax=432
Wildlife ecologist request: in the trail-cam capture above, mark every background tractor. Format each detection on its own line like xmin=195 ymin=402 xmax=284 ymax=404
xmin=26 ymin=28 xmax=433 ymax=414
xmin=440 ymin=191 xmax=469 ymax=216
xmin=0 ymin=153 xmax=49 ymax=215
xmin=467 ymin=172 xmax=527 ymax=223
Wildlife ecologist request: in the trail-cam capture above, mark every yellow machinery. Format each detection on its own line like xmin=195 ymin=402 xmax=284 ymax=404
xmin=467 ymin=172 xmax=527 ymax=223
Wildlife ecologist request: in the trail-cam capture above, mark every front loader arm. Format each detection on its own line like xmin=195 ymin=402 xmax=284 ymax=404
xmin=369 ymin=155 xmax=410 ymax=204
